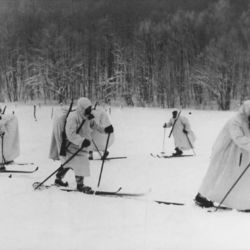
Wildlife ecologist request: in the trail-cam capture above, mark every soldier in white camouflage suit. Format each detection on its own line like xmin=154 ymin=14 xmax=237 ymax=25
xmin=49 ymin=97 xmax=114 ymax=193
xmin=163 ymin=110 xmax=195 ymax=156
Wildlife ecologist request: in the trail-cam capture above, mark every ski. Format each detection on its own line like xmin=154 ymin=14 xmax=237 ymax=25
xmin=150 ymin=153 xmax=167 ymax=158
xmin=8 ymin=162 xmax=35 ymax=166
xmin=33 ymin=182 xmax=149 ymax=198
xmin=33 ymin=182 xmax=122 ymax=194
xmin=155 ymin=200 xmax=185 ymax=206
xmin=1 ymin=161 xmax=35 ymax=166
xmin=150 ymin=153 xmax=157 ymax=158
xmin=159 ymin=154 xmax=194 ymax=158
xmin=155 ymin=201 xmax=232 ymax=211
xmin=150 ymin=153 xmax=194 ymax=158
xmin=60 ymin=187 xmax=124 ymax=195
xmin=207 ymin=207 xmax=232 ymax=212
xmin=0 ymin=166 xmax=39 ymax=174
xmin=94 ymin=156 xmax=127 ymax=161
xmin=59 ymin=188 xmax=148 ymax=198
xmin=207 ymin=207 xmax=250 ymax=213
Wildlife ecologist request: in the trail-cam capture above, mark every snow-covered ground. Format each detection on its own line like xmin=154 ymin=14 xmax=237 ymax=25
xmin=0 ymin=104 xmax=249 ymax=250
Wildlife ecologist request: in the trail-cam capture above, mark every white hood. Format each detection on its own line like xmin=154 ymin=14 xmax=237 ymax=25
xmin=76 ymin=97 xmax=92 ymax=118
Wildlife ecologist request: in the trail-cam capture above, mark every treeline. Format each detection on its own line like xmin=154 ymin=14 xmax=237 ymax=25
xmin=0 ymin=0 xmax=250 ymax=109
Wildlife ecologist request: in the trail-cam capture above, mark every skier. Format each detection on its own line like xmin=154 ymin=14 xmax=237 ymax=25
xmin=49 ymin=97 xmax=114 ymax=193
xmin=49 ymin=105 xmax=69 ymax=163
xmin=194 ymin=100 xmax=250 ymax=210
xmin=89 ymin=102 xmax=114 ymax=160
xmin=0 ymin=113 xmax=20 ymax=169
xmin=163 ymin=110 xmax=195 ymax=156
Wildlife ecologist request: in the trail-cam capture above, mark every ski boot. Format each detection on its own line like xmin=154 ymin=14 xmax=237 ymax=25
xmin=172 ymin=147 xmax=183 ymax=156
xmin=77 ymin=185 xmax=94 ymax=194
xmin=4 ymin=160 xmax=14 ymax=165
xmin=76 ymin=176 xmax=94 ymax=194
xmin=194 ymin=193 xmax=214 ymax=208
xmin=55 ymin=178 xmax=69 ymax=187
xmin=0 ymin=165 xmax=6 ymax=171
xmin=54 ymin=167 xmax=69 ymax=187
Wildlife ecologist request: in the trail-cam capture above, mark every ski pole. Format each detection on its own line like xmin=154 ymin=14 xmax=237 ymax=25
xmin=185 ymin=133 xmax=196 ymax=156
xmin=59 ymin=98 xmax=74 ymax=156
xmin=215 ymin=162 xmax=250 ymax=211
xmin=92 ymin=139 xmax=103 ymax=158
xmin=168 ymin=110 xmax=181 ymax=138
xmin=34 ymin=144 xmax=86 ymax=190
xmin=33 ymin=105 xmax=37 ymax=121
xmin=97 ymin=132 xmax=111 ymax=187
xmin=0 ymin=133 xmax=5 ymax=166
xmin=161 ymin=127 xmax=166 ymax=154
xmin=1 ymin=105 xmax=6 ymax=114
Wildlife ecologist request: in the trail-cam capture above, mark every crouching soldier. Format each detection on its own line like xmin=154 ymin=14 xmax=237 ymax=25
xmin=50 ymin=97 xmax=113 ymax=193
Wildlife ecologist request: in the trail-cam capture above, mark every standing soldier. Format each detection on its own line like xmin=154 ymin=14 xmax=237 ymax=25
xmin=163 ymin=110 xmax=195 ymax=156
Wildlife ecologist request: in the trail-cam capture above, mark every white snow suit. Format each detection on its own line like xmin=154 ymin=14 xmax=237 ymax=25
xmin=49 ymin=106 xmax=68 ymax=161
xmin=64 ymin=98 xmax=105 ymax=177
xmin=166 ymin=115 xmax=195 ymax=151
xmin=90 ymin=106 xmax=114 ymax=151
xmin=198 ymin=100 xmax=250 ymax=210
xmin=0 ymin=114 xmax=20 ymax=163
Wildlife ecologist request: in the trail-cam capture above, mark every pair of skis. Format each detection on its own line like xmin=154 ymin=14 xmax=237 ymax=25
xmin=0 ymin=162 xmax=38 ymax=174
xmin=33 ymin=182 xmax=148 ymax=198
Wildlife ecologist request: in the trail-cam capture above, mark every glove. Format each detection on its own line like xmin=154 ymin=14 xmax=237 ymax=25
xmin=183 ymin=129 xmax=188 ymax=134
xmin=81 ymin=138 xmax=91 ymax=148
xmin=104 ymin=125 xmax=114 ymax=134
xmin=163 ymin=123 xmax=167 ymax=128
xmin=87 ymin=113 xmax=95 ymax=120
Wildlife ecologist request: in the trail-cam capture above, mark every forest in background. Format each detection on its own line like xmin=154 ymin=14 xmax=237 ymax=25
xmin=0 ymin=0 xmax=250 ymax=109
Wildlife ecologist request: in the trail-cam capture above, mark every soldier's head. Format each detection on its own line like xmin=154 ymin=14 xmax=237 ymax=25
xmin=239 ymin=100 xmax=250 ymax=128
xmin=172 ymin=110 xmax=178 ymax=119
xmin=77 ymin=97 xmax=92 ymax=119
xmin=240 ymin=100 xmax=250 ymax=116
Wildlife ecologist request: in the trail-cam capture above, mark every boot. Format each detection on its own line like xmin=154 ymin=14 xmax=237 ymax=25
xmin=4 ymin=160 xmax=14 ymax=165
xmin=54 ymin=167 xmax=69 ymax=187
xmin=194 ymin=193 xmax=214 ymax=208
xmin=172 ymin=147 xmax=183 ymax=156
xmin=55 ymin=178 xmax=69 ymax=187
xmin=0 ymin=165 xmax=5 ymax=171
xmin=75 ymin=176 xmax=93 ymax=194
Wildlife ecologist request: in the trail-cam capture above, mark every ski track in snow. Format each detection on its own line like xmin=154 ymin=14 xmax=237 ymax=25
xmin=0 ymin=104 xmax=249 ymax=250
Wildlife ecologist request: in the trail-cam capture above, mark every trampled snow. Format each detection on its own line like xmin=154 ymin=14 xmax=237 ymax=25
xmin=0 ymin=104 xmax=249 ymax=250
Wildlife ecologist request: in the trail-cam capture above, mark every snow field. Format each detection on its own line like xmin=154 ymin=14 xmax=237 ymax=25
xmin=0 ymin=104 xmax=249 ymax=250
